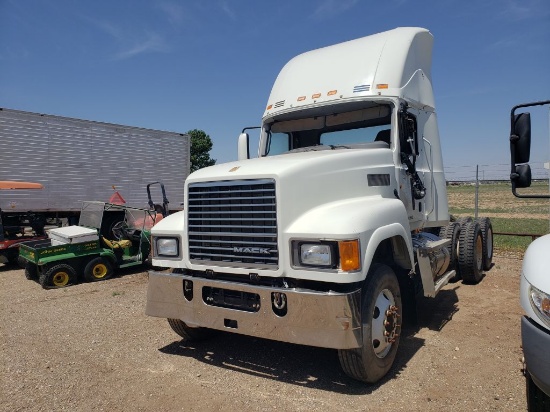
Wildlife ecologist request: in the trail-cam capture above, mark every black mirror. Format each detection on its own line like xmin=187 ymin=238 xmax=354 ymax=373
xmin=509 ymin=100 xmax=550 ymax=199
xmin=511 ymin=112 xmax=531 ymax=164
xmin=513 ymin=164 xmax=532 ymax=188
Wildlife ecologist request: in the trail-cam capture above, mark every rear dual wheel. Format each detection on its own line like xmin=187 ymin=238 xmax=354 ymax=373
xmin=458 ymin=221 xmax=484 ymax=284
xmin=475 ymin=217 xmax=493 ymax=271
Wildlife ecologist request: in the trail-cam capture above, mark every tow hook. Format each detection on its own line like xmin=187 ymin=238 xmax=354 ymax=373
xmin=271 ymin=292 xmax=288 ymax=316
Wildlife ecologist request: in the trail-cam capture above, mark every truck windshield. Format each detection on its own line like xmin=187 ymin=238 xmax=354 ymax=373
xmin=265 ymin=104 xmax=391 ymax=156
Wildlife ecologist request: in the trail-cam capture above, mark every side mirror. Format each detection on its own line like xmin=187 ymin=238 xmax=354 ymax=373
xmin=509 ymin=100 xmax=550 ymax=199
xmin=513 ymin=164 xmax=531 ymax=188
xmin=511 ymin=112 xmax=531 ymax=164
xmin=238 ymin=133 xmax=250 ymax=160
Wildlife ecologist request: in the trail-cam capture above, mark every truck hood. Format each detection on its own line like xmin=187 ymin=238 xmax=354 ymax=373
xmin=522 ymin=234 xmax=550 ymax=291
xmin=189 ymin=146 xmax=394 ymax=184
xmin=188 ymin=147 xmax=397 ymax=230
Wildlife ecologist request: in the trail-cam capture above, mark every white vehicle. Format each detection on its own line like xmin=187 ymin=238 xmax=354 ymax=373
xmin=146 ymin=27 xmax=492 ymax=383
xmin=509 ymin=100 xmax=550 ymax=410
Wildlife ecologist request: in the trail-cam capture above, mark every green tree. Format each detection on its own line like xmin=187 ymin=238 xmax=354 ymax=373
xmin=188 ymin=129 xmax=216 ymax=173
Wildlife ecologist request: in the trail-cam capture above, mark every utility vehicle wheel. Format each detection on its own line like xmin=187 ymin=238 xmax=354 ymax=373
xmin=24 ymin=263 xmax=38 ymax=280
xmin=526 ymin=371 xmax=550 ymax=411
xmin=458 ymin=221 xmax=483 ymax=284
xmin=6 ymin=251 xmax=19 ymax=266
xmin=39 ymin=264 xmax=77 ymax=289
xmin=84 ymin=257 xmax=114 ymax=282
xmin=338 ymin=264 xmax=402 ymax=383
xmin=17 ymin=255 xmax=28 ymax=268
xmin=439 ymin=222 xmax=461 ymax=271
xmin=167 ymin=318 xmax=216 ymax=341
xmin=475 ymin=217 xmax=493 ymax=271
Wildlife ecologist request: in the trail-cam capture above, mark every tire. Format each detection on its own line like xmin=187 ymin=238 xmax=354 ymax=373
xmin=458 ymin=222 xmax=483 ymax=284
xmin=475 ymin=217 xmax=493 ymax=271
xmin=438 ymin=222 xmax=461 ymax=271
xmin=338 ymin=264 xmax=402 ymax=383
xmin=100 ymin=213 xmax=125 ymax=239
xmin=6 ymin=251 xmax=19 ymax=266
xmin=39 ymin=263 xmax=77 ymax=289
xmin=17 ymin=255 xmax=28 ymax=269
xmin=526 ymin=371 xmax=550 ymax=412
xmin=167 ymin=318 xmax=216 ymax=342
xmin=84 ymin=257 xmax=114 ymax=282
xmin=24 ymin=263 xmax=38 ymax=280
xmin=455 ymin=216 xmax=472 ymax=228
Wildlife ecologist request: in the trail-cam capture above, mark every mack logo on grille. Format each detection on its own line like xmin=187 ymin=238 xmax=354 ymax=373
xmin=233 ymin=247 xmax=270 ymax=255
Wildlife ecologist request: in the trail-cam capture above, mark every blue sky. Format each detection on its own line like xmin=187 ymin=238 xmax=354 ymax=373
xmin=1 ymin=0 xmax=549 ymax=180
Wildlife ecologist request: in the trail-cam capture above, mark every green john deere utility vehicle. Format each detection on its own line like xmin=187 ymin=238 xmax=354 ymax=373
xmin=20 ymin=183 xmax=168 ymax=289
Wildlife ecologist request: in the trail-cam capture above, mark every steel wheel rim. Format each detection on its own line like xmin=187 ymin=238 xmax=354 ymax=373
xmin=92 ymin=263 xmax=108 ymax=279
xmin=52 ymin=272 xmax=70 ymax=286
xmin=371 ymin=288 xmax=397 ymax=359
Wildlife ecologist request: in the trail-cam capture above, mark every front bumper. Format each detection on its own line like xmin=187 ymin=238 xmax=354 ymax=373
xmin=522 ymin=316 xmax=550 ymax=397
xmin=146 ymin=271 xmax=362 ymax=349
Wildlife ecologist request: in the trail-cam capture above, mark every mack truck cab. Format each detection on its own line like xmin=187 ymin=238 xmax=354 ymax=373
xmin=146 ymin=27 xmax=490 ymax=383
xmin=508 ymin=100 xmax=550 ymax=411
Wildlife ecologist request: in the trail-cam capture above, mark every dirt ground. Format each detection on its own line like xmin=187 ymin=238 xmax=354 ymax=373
xmin=1 ymin=253 xmax=528 ymax=412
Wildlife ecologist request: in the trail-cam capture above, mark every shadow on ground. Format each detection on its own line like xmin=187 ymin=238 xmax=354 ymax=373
xmin=158 ymin=288 xmax=461 ymax=394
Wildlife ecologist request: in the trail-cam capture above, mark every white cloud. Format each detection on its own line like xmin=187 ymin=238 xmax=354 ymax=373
xmin=157 ymin=1 xmax=186 ymax=26
xmin=312 ymin=0 xmax=359 ymax=20
xmin=219 ymin=1 xmax=237 ymax=20
xmin=114 ymin=32 xmax=170 ymax=60
xmin=499 ymin=0 xmax=550 ymax=21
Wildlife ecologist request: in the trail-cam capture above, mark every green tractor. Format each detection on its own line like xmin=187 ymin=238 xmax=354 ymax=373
xmin=19 ymin=183 xmax=168 ymax=289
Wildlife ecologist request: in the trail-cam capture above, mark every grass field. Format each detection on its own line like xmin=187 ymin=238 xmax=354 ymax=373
xmin=447 ymin=181 xmax=550 ymax=252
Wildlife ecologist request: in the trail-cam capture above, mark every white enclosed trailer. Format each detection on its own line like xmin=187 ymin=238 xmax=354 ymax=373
xmin=146 ymin=27 xmax=491 ymax=383
xmin=0 ymin=108 xmax=189 ymax=245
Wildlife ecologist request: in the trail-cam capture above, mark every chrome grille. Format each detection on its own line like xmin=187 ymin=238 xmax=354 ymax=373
xmin=187 ymin=179 xmax=278 ymax=269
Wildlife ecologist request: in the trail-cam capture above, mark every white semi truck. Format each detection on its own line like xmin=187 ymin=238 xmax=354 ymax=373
xmin=146 ymin=27 xmax=492 ymax=383
xmin=509 ymin=100 xmax=550 ymax=410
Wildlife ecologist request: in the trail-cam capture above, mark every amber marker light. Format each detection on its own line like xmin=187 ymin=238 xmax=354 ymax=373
xmin=376 ymin=84 xmax=389 ymax=89
xmin=312 ymin=93 xmax=321 ymax=99
xmin=339 ymin=240 xmax=360 ymax=271
xmin=266 ymin=104 xmax=273 ymax=110
xmin=297 ymin=96 xmax=306 ymax=101
xmin=327 ymin=90 xmax=337 ymax=96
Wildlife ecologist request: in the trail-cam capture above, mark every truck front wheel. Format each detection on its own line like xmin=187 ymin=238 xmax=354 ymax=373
xmin=338 ymin=264 xmax=402 ymax=383
xmin=167 ymin=318 xmax=216 ymax=342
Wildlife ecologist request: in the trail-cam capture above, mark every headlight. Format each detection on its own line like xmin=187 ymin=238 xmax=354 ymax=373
xmin=155 ymin=237 xmax=179 ymax=257
xmin=529 ymin=285 xmax=550 ymax=327
xmin=300 ymin=243 xmax=333 ymax=267
xmin=293 ymin=239 xmax=361 ymax=271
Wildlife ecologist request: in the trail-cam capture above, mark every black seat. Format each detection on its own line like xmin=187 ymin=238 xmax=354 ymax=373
xmin=374 ymin=129 xmax=391 ymax=146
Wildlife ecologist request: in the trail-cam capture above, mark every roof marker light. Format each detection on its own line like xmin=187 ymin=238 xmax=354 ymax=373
xmin=376 ymin=84 xmax=389 ymax=89
xmin=327 ymin=90 xmax=337 ymax=96
xmin=266 ymin=104 xmax=273 ymax=110
xmin=312 ymin=93 xmax=321 ymax=99
xmin=297 ymin=96 xmax=306 ymax=101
